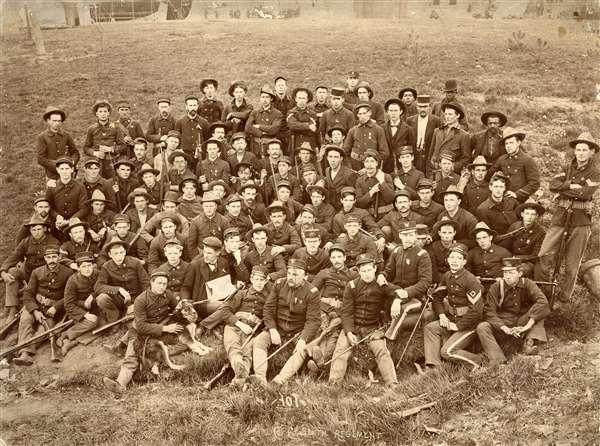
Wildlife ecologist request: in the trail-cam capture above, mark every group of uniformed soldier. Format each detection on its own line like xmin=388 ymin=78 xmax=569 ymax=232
xmin=1 ymin=72 xmax=598 ymax=392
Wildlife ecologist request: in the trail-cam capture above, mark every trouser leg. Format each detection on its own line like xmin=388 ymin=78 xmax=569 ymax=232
xmin=116 ymin=339 xmax=138 ymax=388
xmin=476 ymin=321 xmax=507 ymax=365
xmin=535 ymin=225 xmax=566 ymax=298
xmin=5 ymin=265 xmax=27 ymax=308
xmin=368 ymin=338 xmax=397 ymax=385
xmin=562 ymin=226 xmax=591 ymax=302
xmin=96 ymin=293 xmax=123 ymax=323
xmin=64 ymin=317 xmax=98 ymax=341
xmin=423 ymin=320 xmax=445 ymax=367
xmin=516 ymin=315 xmax=548 ymax=343
xmin=441 ymin=330 xmax=480 ymax=368
xmin=17 ymin=309 xmax=45 ymax=355
xmin=199 ymin=304 xmax=228 ymax=330
xmin=252 ymin=331 xmax=271 ymax=381
xmin=273 ymin=346 xmax=309 ymax=383
xmin=328 ymin=331 xmax=352 ymax=383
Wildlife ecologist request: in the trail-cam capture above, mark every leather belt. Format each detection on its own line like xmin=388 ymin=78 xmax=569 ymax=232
xmin=235 ymin=311 xmax=259 ymax=326
xmin=36 ymin=294 xmax=56 ymax=307
xmin=447 ymin=305 xmax=469 ymax=317
xmin=557 ymin=199 xmax=593 ymax=211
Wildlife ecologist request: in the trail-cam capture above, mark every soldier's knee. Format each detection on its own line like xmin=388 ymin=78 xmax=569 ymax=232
xmin=96 ymin=293 xmax=114 ymax=308
xmin=423 ymin=320 xmax=438 ymax=334
xmin=20 ymin=309 xmax=35 ymax=325
xmin=476 ymin=321 xmax=492 ymax=336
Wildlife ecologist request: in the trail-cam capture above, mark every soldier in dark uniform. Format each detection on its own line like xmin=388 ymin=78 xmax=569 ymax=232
xmin=334 ymin=215 xmax=379 ymax=268
xmin=264 ymin=201 xmax=302 ymax=259
xmin=196 ymin=138 xmax=231 ymax=189
xmin=319 ymin=87 xmax=355 ymax=142
xmin=59 ymin=217 xmax=99 ymax=269
xmin=12 ymin=246 xmax=74 ymax=365
xmin=156 ymin=239 xmax=190 ymax=295
xmin=471 ymin=111 xmax=507 ymax=164
xmin=328 ymin=254 xmax=400 ymax=386
xmin=354 ymin=82 xmax=385 ymax=126
xmin=272 ymin=76 xmax=294 ymax=151
xmin=377 ymin=190 xmax=425 ymax=244
xmin=96 ymin=214 xmax=148 ymax=266
xmin=37 ymin=106 xmax=79 ymax=181
xmin=477 ymin=258 xmax=550 ymax=364
xmin=461 ymin=155 xmax=491 ymax=214
xmin=290 ymin=228 xmax=330 ymax=281
xmin=46 ymin=157 xmax=88 ymax=231
xmin=398 ymin=87 xmax=418 ymax=118
xmin=306 ymin=184 xmax=336 ymax=233
xmin=136 ymin=165 xmax=162 ymax=208
xmin=82 ymin=190 xmax=115 ymax=247
xmin=223 ymin=194 xmax=252 ymax=239
xmin=186 ymin=192 xmax=228 ymax=256
xmin=222 ymin=80 xmax=253 ymax=136
xmin=147 ymin=215 xmax=189 ymax=273
xmin=427 ymin=217 xmax=459 ymax=283
xmin=287 ymin=87 xmax=320 ymax=151
xmin=392 ymin=146 xmax=424 ymax=199
xmin=343 ymin=70 xmax=360 ymax=110
xmin=243 ymin=225 xmax=287 ymax=282
xmin=432 ymin=152 xmax=460 ymax=204
xmin=175 ymin=94 xmax=210 ymax=160
xmin=323 ymin=145 xmax=357 ymax=210
xmin=430 ymin=103 xmax=471 ymax=173
xmin=310 ymin=85 xmax=329 ymax=122
xmin=198 ymin=79 xmax=224 ymax=125
xmin=468 ymin=222 xmax=511 ymax=279
xmin=116 ymin=101 xmax=145 ymax=156
xmin=411 ymin=178 xmax=444 ymax=228
xmin=436 ymin=185 xmax=478 ymax=246
xmin=245 ymin=85 xmax=283 ymax=157
xmin=475 ymin=171 xmax=519 ymax=235
xmin=240 ymin=183 xmax=267 ymax=225
xmin=382 ymin=98 xmax=414 ymax=173
xmin=431 ymin=79 xmax=469 ymax=131
xmin=79 ymin=156 xmax=118 ymax=211
xmin=355 ymin=150 xmax=396 ymax=219
xmin=344 ymin=102 xmax=389 ymax=171
xmin=146 ymin=98 xmax=176 ymax=156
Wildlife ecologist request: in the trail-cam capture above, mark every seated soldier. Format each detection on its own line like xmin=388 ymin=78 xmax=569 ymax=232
xmin=460 ymin=156 xmax=491 ymax=214
xmin=335 ymin=215 xmax=379 ymax=268
xmin=102 ymin=270 xmax=204 ymax=394
xmin=291 ymin=228 xmax=330 ymax=281
xmin=378 ymin=190 xmax=425 ymax=244
xmin=476 ymin=171 xmax=518 ymax=235
xmin=110 ymin=158 xmax=139 ymax=212
xmin=243 ymin=225 xmax=287 ymax=283
xmin=297 ymin=143 xmax=319 ymax=178
xmin=436 ymin=185 xmax=478 ymax=246
xmin=499 ymin=199 xmax=546 ymax=277
xmin=378 ymin=221 xmax=433 ymax=341
xmin=125 ymin=187 xmax=158 ymax=233
xmin=250 ymin=259 xmax=321 ymax=386
xmin=1 ymin=216 xmax=59 ymax=319
xmin=427 ymin=217 xmax=459 ymax=284
xmin=415 ymin=223 xmax=431 ymax=250
xmin=231 ymin=163 xmax=265 ymax=201
xmin=57 ymin=251 xmax=101 ymax=355
xmin=147 ymin=215 xmax=189 ymax=272
xmin=240 ymin=183 xmax=267 ymax=225
xmin=265 ymin=156 xmax=303 ymax=204
xmin=265 ymin=200 xmax=302 ymax=260
xmin=98 ymin=214 xmax=148 ymax=267
xmin=392 ymin=147 xmax=425 ymax=200
xmin=309 ymin=244 xmax=358 ymax=371
xmin=129 ymin=138 xmax=150 ymax=178
xmin=223 ymin=194 xmax=252 ymax=239
xmin=95 ymin=238 xmax=149 ymax=323
xmin=219 ymin=227 xmax=250 ymax=285
xmin=138 ymin=164 xmax=162 ymax=208
xmin=15 ymin=196 xmax=59 ymax=244
xmin=477 ymin=257 xmax=550 ymax=363
xmin=207 ymin=180 xmax=229 ymax=214
xmin=272 ymin=180 xmax=303 ymax=223
xmin=305 ymin=184 xmax=335 ymax=235
xmin=78 ymin=156 xmax=117 ymax=212
xmin=294 ymin=204 xmax=331 ymax=245
xmin=227 ymin=133 xmax=263 ymax=184
xmin=186 ymin=192 xmax=228 ymax=256
xmin=167 ymin=150 xmax=195 ymax=192
xmin=140 ymin=191 xmax=190 ymax=243
xmin=156 ymin=239 xmax=190 ymax=296
xmin=468 ymin=222 xmax=511 ymax=280
xmin=328 ymin=254 xmax=401 ymax=386
xmin=423 ymin=244 xmax=484 ymax=372
xmin=176 ymin=173 xmax=203 ymax=221
xmin=82 ymin=190 xmax=115 ymax=246
xmin=432 ymin=152 xmax=460 ymax=204
xmin=153 ymin=130 xmax=180 ymax=175
xmin=221 ymin=266 xmax=269 ymax=387
xmin=299 ymin=164 xmax=324 ymax=203
xmin=411 ymin=178 xmax=444 ymax=229
xmin=59 ymin=217 xmax=99 ymax=270
xmin=12 ymin=246 xmax=74 ymax=365
xmin=196 ymin=138 xmax=231 ymax=190
xmin=355 ymin=150 xmax=395 ymax=220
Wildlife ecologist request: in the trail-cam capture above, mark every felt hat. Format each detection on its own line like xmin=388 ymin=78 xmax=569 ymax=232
xmin=501 ymin=127 xmax=526 ymax=143
xmin=443 ymin=79 xmax=458 ymax=92
xmin=440 ymin=102 xmax=465 ymax=120
xmin=292 ymin=87 xmax=313 ymax=103
xmin=569 ymin=132 xmax=599 ymax=152
xmin=64 ymin=217 xmax=88 ymax=233
xmin=200 ymin=78 xmax=218 ymax=91
xmin=398 ymin=87 xmax=418 ymax=99
xmin=92 ymin=100 xmax=111 ymax=113
xmin=471 ymin=221 xmax=497 ymax=238
xmin=481 ymin=111 xmax=507 ymax=127
xmin=43 ymin=105 xmax=66 ymax=121
xmin=384 ymin=98 xmax=406 ymax=113
xmin=228 ymin=80 xmax=248 ymax=97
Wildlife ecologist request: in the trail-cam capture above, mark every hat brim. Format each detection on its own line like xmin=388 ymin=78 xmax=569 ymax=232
xmin=114 ymin=160 xmax=136 ymax=170
xmin=105 ymin=240 xmax=129 ymax=252
xmin=441 ymin=189 xmax=463 ymax=199
xmin=306 ymin=185 xmax=327 ymax=196
xmin=86 ymin=196 xmax=109 ymax=204
xmin=64 ymin=221 xmax=89 ymax=233
xmin=501 ymin=132 xmax=526 ymax=143
xmin=384 ymin=98 xmax=406 ymax=112
xmin=43 ymin=109 xmax=66 ymax=121
xmin=93 ymin=102 xmax=112 ymax=113
xmin=138 ymin=168 xmax=160 ymax=179
xmin=569 ymin=138 xmax=600 ymax=152
xmin=398 ymin=88 xmax=417 ymax=98
xmin=355 ymin=258 xmax=376 ymax=268
xmin=200 ymin=79 xmax=218 ymax=90
xmin=247 ymin=226 xmax=271 ymax=239
xmin=260 ymin=90 xmax=277 ymax=100
xmin=201 ymin=139 xmax=224 ymax=152
xmin=440 ymin=103 xmax=465 ymax=120
xmin=24 ymin=220 xmax=50 ymax=228
xmin=326 ymin=127 xmax=347 ymax=137
xmin=128 ymin=191 xmax=152 ymax=203
xmin=228 ymin=82 xmax=248 ymax=97
xmin=432 ymin=219 xmax=460 ymax=234
xmin=324 ymin=146 xmax=345 ymax=158
xmin=265 ymin=205 xmax=287 ymax=216
xmin=480 ymin=112 xmax=507 ymax=127
xmin=471 ymin=227 xmax=498 ymax=238
xmin=515 ymin=202 xmax=545 ymax=216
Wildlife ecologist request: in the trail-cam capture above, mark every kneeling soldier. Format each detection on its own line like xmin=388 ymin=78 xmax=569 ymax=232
xmin=328 ymin=254 xmax=401 ymax=386
xmin=477 ymin=257 xmax=550 ymax=364
xmin=251 ymin=259 xmax=321 ymax=386
xmin=423 ymin=243 xmax=484 ymax=371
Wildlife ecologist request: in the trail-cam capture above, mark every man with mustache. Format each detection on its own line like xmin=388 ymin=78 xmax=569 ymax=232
xmin=471 ymin=111 xmax=507 ymax=164
xmin=16 ymin=197 xmax=59 ymax=243
xmin=175 ymin=94 xmax=210 ymax=160
xmin=406 ymin=96 xmax=443 ymax=176
xmin=37 ymin=106 xmax=79 ymax=181
xmin=146 ymin=98 xmax=176 ymax=157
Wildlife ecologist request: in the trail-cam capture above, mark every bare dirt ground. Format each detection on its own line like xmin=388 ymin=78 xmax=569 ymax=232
xmin=0 ymin=16 xmax=599 ymax=445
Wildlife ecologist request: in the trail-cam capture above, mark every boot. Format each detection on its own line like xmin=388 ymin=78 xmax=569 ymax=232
xmin=103 ymin=377 xmax=125 ymax=394
xmin=522 ymin=339 xmax=538 ymax=355
xmin=13 ymin=351 xmax=33 ymax=366
xmin=61 ymin=338 xmax=76 ymax=356
xmin=232 ymin=356 xmax=248 ymax=379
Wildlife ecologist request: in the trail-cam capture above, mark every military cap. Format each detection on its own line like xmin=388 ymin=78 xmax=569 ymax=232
xmin=267 ymin=138 xmax=282 ymax=147
xmin=184 ymin=94 xmax=199 ymax=102
xmin=515 ymin=198 xmax=545 ymax=216
xmin=92 ymin=100 xmax=111 ymax=113
xmin=156 ymin=97 xmax=171 ymax=105
xmin=104 ymin=237 xmax=129 ymax=252
xmin=201 ymin=138 xmax=224 ymax=152
xmin=471 ymin=221 xmax=497 ymax=238
xmin=448 ymin=242 xmax=468 ymax=258
xmin=87 ymin=189 xmax=109 ymax=203
xmin=75 ymin=251 xmax=95 ymax=264
xmin=200 ymin=79 xmax=218 ymax=91
xmin=200 ymin=192 xmax=220 ymax=203
xmin=344 ymin=214 xmax=361 ymax=224
xmin=353 ymin=101 xmax=371 ymax=113
xmin=416 ymin=95 xmax=431 ymax=105
xmin=468 ymin=156 xmax=491 ymax=169
xmin=162 ymin=191 xmax=180 ymax=203
xmin=228 ymin=80 xmax=248 ymax=96
xmin=363 ymin=149 xmax=379 ymax=161
xmin=501 ymin=257 xmax=522 ymax=271
xmin=303 ymin=228 xmax=321 ymax=239
xmin=441 ymin=185 xmax=463 ymax=199
xmin=398 ymin=146 xmax=414 ymax=157
xmin=223 ymin=227 xmax=240 ymax=239
xmin=138 ymin=163 xmax=160 ymax=179
xmin=159 ymin=214 xmax=179 ymax=227
xmin=443 ymin=79 xmax=458 ymax=92
xmin=208 ymin=179 xmax=230 ymax=194
xmin=168 ymin=150 xmax=191 ymax=165
xmin=266 ymin=200 xmax=287 ymax=215
xmin=209 ymin=121 xmax=227 ymax=134
xmin=347 ymin=70 xmax=359 ymax=78
xmin=231 ymin=132 xmax=248 ymax=142
xmin=277 ymin=156 xmax=293 ymax=166
xmin=287 ymin=258 xmax=306 ymax=270
xmin=225 ymin=193 xmax=243 ymax=205
xmin=239 ymin=182 xmax=258 ymax=194
xmin=355 ymin=254 xmax=375 ymax=267
xmin=439 ymin=151 xmax=455 ymax=162
xmin=112 ymin=214 xmax=131 ymax=225
xmin=394 ymin=189 xmax=412 ymax=201
xmin=314 ymin=84 xmax=328 ymax=91
xmin=301 ymin=164 xmax=317 ymax=174
xmin=384 ymin=98 xmax=406 ymax=113
xmin=440 ymin=103 xmax=465 ymax=120
xmin=44 ymin=246 xmax=60 ymax=256
xmin=166 ymin=130 xmax=181 ymax=139
xmin=113 ymin=157 xmax=136 ymax=170
xmin=398 ymin=87 xmax=418 ymax=99
xmin=247 ymin=224 xmax=271 ymax=239
xmin=569 ymin=131 xmax=599 ymax=152
xmin=202 ymin=236 xmax=223 ymax=250
xmin=43 ymin=105 xmax=66 ymax=121
xmin=276 ymin=180 xmax=292 ymax=190
xmin=292 ymin=87 xmax=313 ymax=103
xmin=24 ymin=215 xmax=49 ymax=227
xmin=432 ymin=217 xmax=460 ymax=234
xmin=127 ymin=187 xmax=152 ymax=203
xmin=416 ymin=224 xmax=429 ymax=237
xmin=151 ymin=270 xmax=170 ymax=280
xmin=250 ymin=265 xmax=268 ymax=278
xmin=116 ymin=101 xmax=131 ymax=109
xmin=354 ymin=81 xmax=374 ymax=99
xmin=64 ymin=217 xmax=89 ymax=233
xmin=500 ymin=127 xmax=526 ymax=143
xmin=398 ymin=221 xmax=417 ymax=233
xmin=306 ymin=184 xmax=327 ymax=196
xmin=330 ymin=87 xmax=345 ymax=97
xmin=260 ymin=84 xmax=277 ymax=100
xmin=340 ymin=186 xmax=356 ymax=198
xmin=83 ymin=156 xmax=101 ymax=167
xmin=326 ymin=125 xmax=347 ymax=137
xmin=55 ymin=157 xmax=74 ymax=168
xmin=301 ymin=204 xmax=317 ymax=216
xmin=324 ymin=144 xmax=345 ymax=158
xmin=417 ymin=178 xmax=434 ymax=190
xmin=164 ymin=238 xmax=183 ymax=249
xmin=235 ymin=162 xmax=253 ymax=174
xmin=328 ymin=243 xmax=346 ymax=255
xmin=298 ymin=141 xmax=315 ymax=154
xmin=33 ymin=195 xmax=50 ymax=205
xmin=481 ymin=111 xmax=507 ymax=127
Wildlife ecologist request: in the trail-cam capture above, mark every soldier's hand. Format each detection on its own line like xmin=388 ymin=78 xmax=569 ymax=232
xmin=46 ymin=307 xmax=56 ymax=318
xmin=505 ymin=191 xmax=517 ymax=199
xmin=347 ymin=332 xmax=359 ymax=346
xmin=33 ymin=310 xmax=46 ymax=324
xmin=376 ymin=274 xmax=388 ymax=287
xmin=269 ymin=328 xmax=281 ymax=345
xmin=375 ymin=170 xmax=385 ymax=183
xmin=235 ymin=321 xmax=253 ymax=335
xmin=163 ymin=323 xmax=184 ymax=334
xmin=1 ymin=271 xmax=15 ymax=283
xmin=119 ymin=288 xmax=131 ymax=304
xmin=375 ymin=237 xmax=386 ymax=253
xmin=124 ymin=136 xmax=134 ymax=145
xmin=46 ymin=179 xmax=57 ymax=188
xmin=438 ymin=313 xmax=450 ymax=328
xmin=270 ymin=246 xmax=286 ymax=257
xmin=393 ymin=177 xmax=404 ymax=189
xmin=447 ymin=322 xmax=459 ymax=332
xmin=83 ymin=312 xmax=98 ymax=323
xmin=84 ymin=294 xmax=94 ymax=309
xmin=112 ymin=183 xmax=120 ymax=192
xmin=569 ymin=183 xmax=583 ymax=190
xmin=500 ymin=325 xmax=513 ymax=336
xmin=89 ymin=230 xmax=101 ymax=242
xmin=99 ymin=145 xmax=113 ymax=153
xmin=294 ymin=339 xmax=306 ymax=353
xmin=236 ymin=281 xmax=245 ymax=289
xmin=390 ymin=298 xmax=402 ymax=319
xmin=369 ymin=183 xmax=380 ymax=196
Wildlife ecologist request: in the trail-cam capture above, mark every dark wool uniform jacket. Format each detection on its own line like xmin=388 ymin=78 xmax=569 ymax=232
xmin=94 ymin=256 xmax=149 ymax=299
xmin=382 ymin=245 xmax=432 ymax=300
xmin=23 ymin=264 xmax=74 ymax=314
xmin=37 ymin=129 xmax=79 ymax=179
xmin=222 ymin=286 xmax=268 ymax=326
xmin=0 ymin=234 xmax=60 ymax=277
xmin=491 ymin=149 xmax=540 ymax=202
xmin=243 ymin=245 xmax=287 ymax=282
xmin=484 ymin=278 xmax=550 ymax=328
xmin=133 ymin=289 xmax=178 ymax=338
xmin=341 ymin=278 xmax=399 ymax=333
xmin=156 ymin=260 xmax=190 ymax=295
xmin=263 ymin=278 xmax=321 ymax=342
xmin=433 ymin=268 xmax=483 ymax=331
xmin=64 ymin=270 xmax=99 ymax=321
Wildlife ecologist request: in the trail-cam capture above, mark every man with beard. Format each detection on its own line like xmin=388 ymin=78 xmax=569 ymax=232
xmin=430 ymin=104 xmax=471 ymax=173
xmin=37 ymin=106 xmax=79 ymax=181
xmin=186 ymin=192 xmax=228 ymax=255
xmin=116 ymin=101 xmax=145 ymax=156
xmin=343 ymin=70 xmax=360 ymax=110
xmin=411 ymin=178 xmax=444 ymax=229
xmin=83 ymin=100 xmax=127 ymax=179
xmin=431 ymin=79 xmax=469 ymax=131
xmin=222 ymin=80 xmax=253 ymax=135
xmin=354 ymin=81 xmax=385 ymax=126
xmin=250 ymin=259 xmax=321 ymax=386
xmin=406 ymin=96 xmax=443 ymax=176
xmin=59 ymin=217 xmax=99 ymax=269
xmin=383 ymin=98 xmax=414 ymax=174
xmin=460 ymin=156 xmax=491 ymax=214
xmin=272 ymin=76 xmax=294 ymax=149
xmin=476 ymin=172 xmax=519 ymax=235
xmin=377 ymin=190 xmax=425 ymax=244
xmin=471 ymin=111 xmax=507 ymax=164
xmin=319 ymin=87 xmax=355 ymax=142
xmin=199 ymin=79 xmax=224 ymax=125
xmin=323 ymin=145 xmax=356 ymax=210
xmin=146 ymin=98 xmax=176 ymax=156
xmin=240 ymin=183 xmax=267 ymax=225
xmin=287 ymin=87 xmax=320 ymax=151
xmin=345 ymin=103 xmax=389 ymax=171
xmin=245 ymin=85 xmax=283 ymax=157
xmin=175 ymin=94 xmax=210 ymax=160
xmin=78 ymin=157 xmax=117 ymax=212
xmin=398 ymin=87 xmax=418 ymax=118
xmin=1 ymin=217 xmax=60 ymax=319
xmin=147 ymin=216 xmax=189 ymax=272
xmin=12 ymin=246 xmax=74 ymax=365
xmin=16 ymin=197 xmax=59 ymax=243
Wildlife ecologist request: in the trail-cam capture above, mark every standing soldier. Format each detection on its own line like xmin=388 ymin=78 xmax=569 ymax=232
xmin=37 ymin=106 xmax=79 ymax=182
xmin=382 ymin=98 xmax=414 ymax=173
xmin=198 ymin=79 xmax=225 ymax=125
xmin=328 ymin=254 xmax=400 ymax=386
xmin=323 ymin=145 xmax=357 ymax=210
xmin=423 ymin=244 xmax=484 ymax=371
xmin=344 ymin=103 xmax=389 ymax=170
xmin=175 ymin=94 xmax=210 ymax=160
xmin=535 ymin=132 xmax=599 ymax=304
xmin=245 ymin=85 xmax=283 ymax=157
xmin=310 ymin=85 xmax=329 ymax=122
xmin=406 ymin=95 xmax=443 ymax=176
xmin=354 ymin=82 xmax=385 ymax=125
xmin=431 ymin=79 xmax=469 ymax=130
xmin=46 ymin=157 xmax=88 ymax=232
xmin=116 ymin=101 xmax=145 ymax=156
xmin=146 ymin=98 xmax=176 ymax=157
xmin=319 ymin=87 xmax=355 ymax=142
xmin=461 ymin=155 xmax=491 ymax=214
xmin=251 ymin=259 xmax=321 ymax=386
xmin=477 ymin=258 xmax=550 ymax=364
xmin=355 ymin=150 xmax=396 ymax=220
xmin=272 ymin=76 xmax=294 ymax=150
xmin=430 ymin=103 xmax=471 ymax=173
xmin=196 ymin=139 xmax=231 ymax=188
xmin=12 ymin=247 xmax=74 ymax=365
xmin=411 ymin=178 xmax=444 ymax=229
xmin=475 ymin=171 xmax=519 ymax=235
xmin=222 ymin=80 xmax=253 ymax=136
xmin=79 ymin=156 xmax=118 ymax=211
xmin=471 ymin=111 xmax=507 ymax=164
xmin=343 ymin=70 xmax=360 ymax=110
xmin=287 ymin=87 xmax=320 ymax=151
xmin=83 ymin=100 xmax=127 ymax=179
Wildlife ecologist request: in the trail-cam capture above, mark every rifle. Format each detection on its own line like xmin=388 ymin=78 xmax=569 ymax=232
xmin=252 ymin=332 xmax=301 ymax=371
xmin=477 ymin=277 xmax=557 ymax=287
xmin=358 ymin=227 xmax=397 ymax=252
xmin=0 ymin=320 xmax=73 ymax=360
xmin=385 ymin=298 xmax=420 ymax=341
xmin=203 ymin=320 xmax=264 ymax=390
xmin=92 ymin=313 xmax=133 ymax=336
xmin=395 ymin=286 xmax=435 ymax=368
xmin=290 ymin=134 xmax=299 ymax=179
xmin=0 ymin=309 xmax=22 ymax=340
xmin=323 ymin=323 xmax=387 ymax=367
xmin=373 ymin=160 xmax=384 ymax=220
xmin=159 ymin=142 xmax=169 ymax=211
xmin=41 ymin=319 xmax=60 ymax=363
xmin=549 ymin=207 xmax=573 ymax=307
xmin=258 ymin=139 xmax=269 ymax=204
xmin=494 ymin=225 xmax=527 ymax=243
